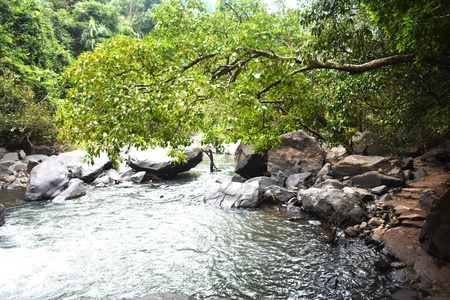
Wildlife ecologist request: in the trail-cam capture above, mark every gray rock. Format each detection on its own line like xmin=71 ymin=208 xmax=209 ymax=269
xmin=314 ymin=163 xmax=333 ymax=185
xmin=403 ymin=169 xmax=413 ymax=180
xmin=267 ymin=130 xmax=326 ymax=177
xmin=314 ymin=179 xmax=345 ymax=190
xmin=246 ymin=176 xmax=283 ymax=192
xmin=25 ymin=156 xmax=70 ymax=200
xmin=58 ymin=150 xmax=111 ymax=183
xmin=299 ymin=187 xmax=367 ymax=225
xmin=332 ymin=155 xmax=390 ymax=178
xmin=344 ymin=226 xmax=359 ymax=237
xmin=419 ymin=148 xmax=449 ymax=165
xmin=0 ymin=204 xmax=5 ymax=226
xmin=413 ymin=168 xmax=428 ymax=180
xmin=18 ymin=150 xmax=26 ymax=161
xmin=105 ymin=169 xmax=121 ymax=182
xmin=378 ymin=193 xmax=393 ymax=201
xmin=370 ymin=185 xmax=388 ymax=195
xmin=351 ymin=131 xmax=389 ymax=156
xmin=325 ymin=145 xmax=348 ymax=165
xmin=5 ymin=179 xmax=27 ymax=190
xmin=234 ymin=143 xmax=268 ymax=178
xmin=204 ymin=181 xmax=262 ymax=208
xmin=401 ymin=157 xmax=414 ymax=170
xmin=215 ymin=176 xmax=246 ymax=184
xmin=129 ymin=147 xmax=203 ymax=177
xmin=387 ymin=167 xmax=404 ymax=180
xmin=130 ymin=171 xmax=146 ymax=183
xmin=343 ymin=187 xmax=373 ymax=203
xmin=53 ymin=179 xmax=86 ymax=202
xmin=9 ymin=162 xmax=27 ymax=173
xmin=419 ymin=193 xmax=437 ymax=212
xmin=0 ymin=166 xmax=13 ymax=180
xmin=26 ymin=154 xmax=50 ymax=173
xmin=350 ymin=171 xmax=405 ymax=188
xmin=285 ymin=172 xmax=314 ymax=190
xmin=93 ymin=174 xmax=112 ymax=186
xmin=263 ymin=185 xmax=297 ymax=203
xmin=0 ymin=152 xmax=19 ymax=162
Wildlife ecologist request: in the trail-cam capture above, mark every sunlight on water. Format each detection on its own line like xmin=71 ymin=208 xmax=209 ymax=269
xmin=0 ymin=155 xmax=394 ymax=299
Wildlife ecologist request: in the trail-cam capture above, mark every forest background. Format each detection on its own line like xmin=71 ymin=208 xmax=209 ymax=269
xmin=1 ymin=0 xmax=449 ymax=160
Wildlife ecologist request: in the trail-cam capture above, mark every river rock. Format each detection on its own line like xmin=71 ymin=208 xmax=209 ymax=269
xmin=0 ymin=166 xmax=13 ymax=180
xmin=352 ymin=131 xmax=389 ymax=156
xmin=332 ymin=155 xmax=390 ymax=178
xmin=267 ymin=130 xmax=326 ymax=177
xmin=402 ymin=157 xmax=414 ymax=170
xmin=0 ymin=204 xmax=5 ymax=226
xmin=234 ymin=143 xmax=268 ymax=178
xmin=350 ymin=171 xmax=405 ymax=188
xmin=18 ymin=150 xmax=26 ymax=161
xmin=204 ymin=181 xmax=262 ymax=208
xmin=10 ymin=162 xmax=27 ymax=173
xmin=216 ymin=175 xmax=246 ymax=184
xmin=246 ymin=176 xmax=283 ymax=192
xmin=263 ymin=185 xmax=297 ymax=203
xmin=26 ymin=154 xmax=50 ymax=172
xmin=0 ymin=152 xmax=19 ymax=162
xmin=128 ymin=147 xmax=203 ymax=177
xmin=25 ymin=156 xmax=70 ymax=201
xmin=52 ymin=179 xmax=86 ymax=202
xmin=285 ymin=172 xmax=314 ymax=190
xmin=314 ymin=163 xmax=333 ymax=185
xmin=370 ymin=185 xmax=388 ymax=195
xmin=314 ymin=179 xmax=345 ymax=190
xmin=58 ymin=150 xmax=111 ymax=183
xmin=0 ymin=147 xmax=5 ymax=159
xmin=299 ymin=187 xmax=367 ymax=225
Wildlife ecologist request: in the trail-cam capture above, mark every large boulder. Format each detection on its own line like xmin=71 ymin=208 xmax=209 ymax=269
xmin=26 ymin=154 xmax=50 ymax=173
xmin=332 ymin=155 xmax=390 ymax=178
xmin=285 ymin=172 xmax=314 ymax=190
xmin=128 ymin=147 xmax=203 ymax=177
xmin=234 ymin=143 xmax=268 ymax=178
xmin=246 ymin=176 xmax=283 ymax=192
xmin=263 ymin=185 xmax=297 ymax=203
xmin=299 ymin=187 xmax=367 ymax=225
xmin=350 ymin=171 xmax=405 ymax=188
xmin=25 ymin=156 xmax=70 ymax=201
xmin=352 ymin=131 xmax=389 ymax=156
xmin=0 ymin=152 xmax=19 ymax=162
xmin=420 ymin=189 xmax=450 ymax=261
xmin=268 ymin=130 xmax=326 ymax=177
xmin=0 ymin=204 xmax=5 ymax=226
xmin=204 ymin=181 xmax=262 ymax=208
xmin=58 ymin=150 xmax=111 ymax=183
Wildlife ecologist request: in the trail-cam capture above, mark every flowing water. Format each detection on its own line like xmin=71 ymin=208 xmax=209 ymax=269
xmin=0 ymin=155 xmax=395 ymax=299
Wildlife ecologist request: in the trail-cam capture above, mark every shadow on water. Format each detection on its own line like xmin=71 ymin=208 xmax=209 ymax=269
xmin=0 ymin=189 xmax=27 ymax=208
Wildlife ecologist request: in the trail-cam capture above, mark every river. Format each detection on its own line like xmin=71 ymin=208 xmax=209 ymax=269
xmin=0 ymin=155 xmax=396 ymax=299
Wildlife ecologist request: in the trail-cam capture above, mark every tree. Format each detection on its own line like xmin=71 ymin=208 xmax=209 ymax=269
xmin=59 ymin=0 xmax=450 ymax=161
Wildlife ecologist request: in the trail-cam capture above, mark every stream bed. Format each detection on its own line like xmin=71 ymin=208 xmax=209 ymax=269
xmin=0 ymin=155 xmax=396 ymax=299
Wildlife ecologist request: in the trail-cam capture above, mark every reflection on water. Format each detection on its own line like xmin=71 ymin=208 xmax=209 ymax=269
xmin=0 ymin=155 xmax=395 ymax=299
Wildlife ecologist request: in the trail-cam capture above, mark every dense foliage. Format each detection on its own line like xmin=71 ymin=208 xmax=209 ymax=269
xmin=59 ymin=0 xmax=449 ymax=160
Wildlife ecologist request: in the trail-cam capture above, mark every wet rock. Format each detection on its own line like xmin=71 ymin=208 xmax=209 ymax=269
xmin=204 ymin=181 xmax=262 ymax=208
xmin=350 ymin=171 xmax=405 ymax=188
xmin=370 ymin=185 xmax=388 ymax=195
xmin=267 ymin=130 xmax=326 ymax=177
xmin=299 ymin=187 xmax=367 ymax=225
xmin=52 ymin=179 xmax=86 ymax=202
xmin=58 ymin=150 xmax=111 ymax=183
xmin=234 ymin=143 xmax=268 ymax=178
xmin=128 ymin=147 xmax=203 ymax=177
xmin=25 ymin=156 xmax=70 ymax=201
xmin=332 ymin=155 xmax=390 ymax=178
xmin=285 ymin=172 xmax=314 ymax=190
xmin=263 ymin=185 xmax=297 ymax=204
xmin=352 ymin=131 xmax=389 ymax=156
xmin=0 ymin=204 xmax=4 ymax=226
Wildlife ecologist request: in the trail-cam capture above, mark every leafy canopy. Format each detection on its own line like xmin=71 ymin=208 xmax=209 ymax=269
xmin=59 ymin=0 xmax=450 ymax=161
